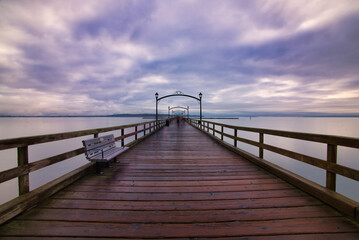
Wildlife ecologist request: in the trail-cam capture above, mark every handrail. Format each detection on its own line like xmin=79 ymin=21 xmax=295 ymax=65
xmin=0 ymin=119 xmax=165 ymax=224
xmin=0 ymin=120 xmax=163 ymax=150
xmin=0 ymin=120 xmax=165 ymax=196
xmin=187 ymin=118 xmax=359 ymax=195
xmin=187 ymin=118 xmax=359 ymax=219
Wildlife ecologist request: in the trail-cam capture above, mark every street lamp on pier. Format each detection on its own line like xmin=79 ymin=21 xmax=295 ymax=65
xmin=199 ymin=92 xmax=202 ymax=124
xmin=155 ymin=92 xmax=159 ymax=128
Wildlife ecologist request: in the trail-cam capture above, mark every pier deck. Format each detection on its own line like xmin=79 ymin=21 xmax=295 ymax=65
xmin=0 ymin=120 xmax=358 ymax=239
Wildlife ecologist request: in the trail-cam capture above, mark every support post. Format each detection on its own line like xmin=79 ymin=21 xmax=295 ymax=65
xmin=326 ymin=144 xmax=337 ymax=191
xmin=135 ymin=126 xmax=138 ymax=140
xmin=234 ymin=129 xmax=237 ymax=147
xmin=221 ymin=126 xmax=224 ymax=140
xmin=18 ymin=146 xmax=29 ymax=195
xmin=155 ymin=92 xmax=159 ymax=129
xmin=121 ymin=128 xmax=125 ymax=147
xmin=199 ymin=92 xmax=202 ymax=128
xmin=259 ymin=133 xmax=264 ymax=158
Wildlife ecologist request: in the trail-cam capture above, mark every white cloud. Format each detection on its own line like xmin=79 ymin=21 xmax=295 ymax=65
xmin=0 ymin=0 xmax=358 ymax=115
xmin=0 ymin=86 xmax=108 ymax=115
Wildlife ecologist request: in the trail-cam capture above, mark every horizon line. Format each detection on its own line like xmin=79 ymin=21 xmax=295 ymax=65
xmin=1 ymin=112 xmax=359 ymax=118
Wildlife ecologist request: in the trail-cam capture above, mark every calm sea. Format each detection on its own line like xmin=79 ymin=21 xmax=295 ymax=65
xmin=0 ymin=117 xmax=358 ymax=204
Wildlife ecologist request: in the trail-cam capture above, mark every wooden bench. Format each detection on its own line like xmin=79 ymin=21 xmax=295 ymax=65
xmin=82 ymin=134 xmax=129 ymax=174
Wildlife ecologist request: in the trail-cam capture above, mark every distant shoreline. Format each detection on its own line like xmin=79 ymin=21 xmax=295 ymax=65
xmin=1 ymin=114 xmax=359 ymax=118
xmin=202 ymin=117 xmax=238 ymax=119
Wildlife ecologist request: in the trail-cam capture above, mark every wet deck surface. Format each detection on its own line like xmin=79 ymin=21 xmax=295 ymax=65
xmin=1 ymin=120 xmax=358 ymax=239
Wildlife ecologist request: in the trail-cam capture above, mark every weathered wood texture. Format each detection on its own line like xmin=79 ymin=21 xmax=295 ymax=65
xmin=188 ymin=119 xmax=359 ymax=219
xmin=1 ymin=120 xmax=358 ymax=238
xmin=0 ymin=120 xmax=165 ymax=225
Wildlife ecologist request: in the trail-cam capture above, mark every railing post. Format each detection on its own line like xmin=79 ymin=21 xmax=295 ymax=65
xmin=326 ymin=144 xmax=337 ymax=191
xmin=94 ymin=133 xmax=99 ymax=138
xmin=213 ymin=123 xmax=215 ymax=136
xmin=121 ymin=128 xmax=125 ymax=147
xmin=221 ymin=126 xmax=224 ymax=140
xmin=144 ymin=124 xmax=146 ymax=136
xmin=135 ymin=126 xmax=138 ymax=140
xmin=207 ymin=122 xmax=209 ymax=132
xmin=234 ymin=129 xmax=237 ymax=147
xmin=259 ymin=133 xmax=264 ymax=158
xmin=18 ymin=146 xmax=29 ymax=195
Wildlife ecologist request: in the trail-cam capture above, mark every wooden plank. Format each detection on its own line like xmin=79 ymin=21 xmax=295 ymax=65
xmin=91 ymin=174 xmax=275 ymax=181
xmin=199 ymin=119 xmax=359 ymax=148
xmin=0 ymin=120 xmax=162 ymax=150
xmin=0 ymin=163 xmax=94 ymax=225
xmin=1 ymin=218 xmax=358 ymax=238
xmin=53 ymin=189 xmax=306 ymax=201
xmin=75 ymin=178 xmax=284 ymax=187
xmin=0 ymin=147 xmax=84 ymax=184
xmin=2 ymin=233 xmax=359 ymax=240
xmin=192 ymin=121 xmax=359 ymax=219
xmin=17 ymin=146 xmax=29 ymax=195
xmin=103 ymin=171 xmax=263 ymax=177
xmin=1 ymin=121 xmax=358 ymax=238
xmin=111 ymin=167 xmax=263 ymax=173
xmin=64 ymin=183 xmax=292 ymax=193
xmin=18 ymin=206 xmax=340 ymax=223
xmin=326 ymin=144 xmax=337 ymax=190
xmin=40 ymin=196 xmax=323 ymax=211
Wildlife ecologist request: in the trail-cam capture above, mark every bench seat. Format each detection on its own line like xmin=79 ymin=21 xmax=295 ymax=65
xmin=82 ymin=134 xmax=129 ymax=173
xmin=87 ymin=146 xmax=129 ymax=162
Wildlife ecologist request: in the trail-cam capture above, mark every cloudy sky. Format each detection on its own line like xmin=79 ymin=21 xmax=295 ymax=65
xmin=1 ymin=0 xmax=359 ymax=116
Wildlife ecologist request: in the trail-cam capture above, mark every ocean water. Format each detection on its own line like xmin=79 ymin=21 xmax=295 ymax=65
xmin=0 ymin=117 xmax=358 ymax=204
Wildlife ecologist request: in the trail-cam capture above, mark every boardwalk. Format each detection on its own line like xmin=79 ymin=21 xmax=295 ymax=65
xmin=1 ymin=120 xmax=358 ymax=239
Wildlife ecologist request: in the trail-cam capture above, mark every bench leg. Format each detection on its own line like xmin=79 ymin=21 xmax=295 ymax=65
xmin=106 ymin=162 xmax=113 ymax=168
xmin=96 ymin=162 xmax=104 ymax=175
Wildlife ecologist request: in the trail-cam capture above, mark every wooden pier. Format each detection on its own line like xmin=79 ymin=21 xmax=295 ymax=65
xmin=0 ymin=119 xmax=359 ymax=238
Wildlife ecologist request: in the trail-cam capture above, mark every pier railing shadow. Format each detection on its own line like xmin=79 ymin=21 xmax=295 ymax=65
xmin=187 ymin=118 xmax=359 ymax=220
xmin=0 ymin=120 xmax=165 ymax=224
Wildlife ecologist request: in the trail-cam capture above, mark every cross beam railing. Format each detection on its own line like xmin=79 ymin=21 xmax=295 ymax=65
xmin=0 ymin=120 xmax=165 ymax=224
xmin=187 ymin=118 xmax=359 ymax=219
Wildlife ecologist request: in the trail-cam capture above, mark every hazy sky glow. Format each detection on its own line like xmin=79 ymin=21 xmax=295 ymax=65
xmin=1 ymin=0 xmax=359 ymax=116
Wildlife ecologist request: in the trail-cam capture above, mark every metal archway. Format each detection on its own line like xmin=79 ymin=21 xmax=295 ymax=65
xmin=155 ymin=91 xmax=202 ymax=124
xmin=168 ymin=106 xmax=189 ymax=118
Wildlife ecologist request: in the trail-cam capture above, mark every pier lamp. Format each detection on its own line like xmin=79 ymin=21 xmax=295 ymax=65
xmin=199 ymin=92 xmax=202 ymax=124
xmin=155 ymin=92 xmax=159 ymax=127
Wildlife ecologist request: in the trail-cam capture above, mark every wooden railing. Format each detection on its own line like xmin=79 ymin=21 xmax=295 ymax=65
xmin=188 ymin=119 xmax=359 ymax=218
xmin=0 ymin=120 xmax=165 ymax=224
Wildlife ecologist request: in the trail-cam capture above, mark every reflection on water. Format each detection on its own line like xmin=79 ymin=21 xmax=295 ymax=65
xmin=0 ymin=117 xmax=358 ymax=204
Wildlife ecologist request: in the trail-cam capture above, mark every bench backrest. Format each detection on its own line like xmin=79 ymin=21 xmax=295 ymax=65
xmin=82 ymin=134 xmax=116 ymax=159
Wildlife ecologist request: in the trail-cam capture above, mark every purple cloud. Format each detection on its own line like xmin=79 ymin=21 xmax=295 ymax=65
xmin=0 ymin=0 xmax=359 ymax=116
